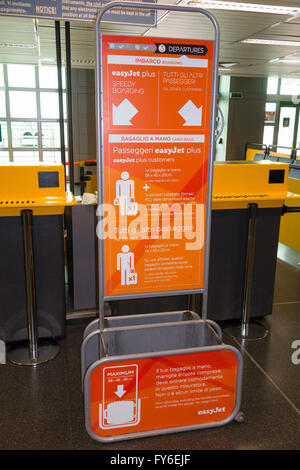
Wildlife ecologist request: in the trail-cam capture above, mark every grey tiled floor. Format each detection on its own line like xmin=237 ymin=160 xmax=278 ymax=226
xmin=0 ymin=259 xmax=299 ymax=450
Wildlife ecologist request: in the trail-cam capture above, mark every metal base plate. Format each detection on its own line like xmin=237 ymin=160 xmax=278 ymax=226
xmin=7 ymin=339 xmax=60 ymax=366
xmin=223 ymin=321 xmax=268 ymax=341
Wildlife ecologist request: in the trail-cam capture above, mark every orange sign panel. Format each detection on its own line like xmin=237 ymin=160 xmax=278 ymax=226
xmin=89 ymin=349 xmax=239 ymax=438
xmin=101 ymin=35 xmax=214 ymax=296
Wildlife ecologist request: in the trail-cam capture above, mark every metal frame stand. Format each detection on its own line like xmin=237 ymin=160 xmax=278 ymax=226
xmin=81 ymin=1 xmax=244 ymax=443
xmin=7 ymin=210 xmax=59 ymax=366
xmin=95 ymin=0 xmax=220 ymax=328
xmin=224 ymin=203 xmax=268 ymax=340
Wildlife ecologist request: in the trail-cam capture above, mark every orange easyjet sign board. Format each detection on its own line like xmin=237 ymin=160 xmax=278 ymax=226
xmin=101 ymin=35 xmax=214 ymax=296
xmin=88 ymin=348 xmax=239 ymax=439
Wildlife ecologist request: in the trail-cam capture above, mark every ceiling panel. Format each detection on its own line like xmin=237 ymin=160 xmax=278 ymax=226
xmin=255 ymin=32 xmax=300 ymax=42
xmin=0 ymin=1 xmax=299 ymax=76
xmin=262 ymin=22 xmax=300 ymax=34
xmin=286 ymin=17 xmax=300 ymax=24
xmin=146 ymin=9 xmax=290 ymax=42
xmin=220 ymin=43 xmax=291 ymax=60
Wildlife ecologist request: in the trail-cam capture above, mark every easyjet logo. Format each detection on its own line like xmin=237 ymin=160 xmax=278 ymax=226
xmin=197 ymin=406 xmax=226 ymax=416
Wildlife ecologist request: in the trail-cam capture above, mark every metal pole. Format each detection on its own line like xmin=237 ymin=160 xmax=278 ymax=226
xmin=201 ymin=26 xmax=219 ymax=321
xmin=7 ymin=211 xmax=60 ymax=365
xmin=241 ymin=203 xmax=258 ymax=337
xmin=188 ymin=295 xmax=196 ymax=313
xmin=55 ymin=21 xmax=66 ymax=186
xmin=22 ymin=210 xmax=39 ymax=362
xmin=65 ymin=21 xmax=75 ymax=195
xmin=224 ymin=203 xmax=268 ymax=340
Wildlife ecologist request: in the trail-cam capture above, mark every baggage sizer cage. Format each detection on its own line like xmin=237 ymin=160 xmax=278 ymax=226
xmin=82 ymin=1 xmax=244 ymax=443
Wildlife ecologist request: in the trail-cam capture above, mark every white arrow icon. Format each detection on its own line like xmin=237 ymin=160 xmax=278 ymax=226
xmin=178 ymin=100 xmax=202 ymax=126
xmin=114 ymin=385 xmax=126 ymax=398
xmin=113 ymin=99 xmax=138 ymax=126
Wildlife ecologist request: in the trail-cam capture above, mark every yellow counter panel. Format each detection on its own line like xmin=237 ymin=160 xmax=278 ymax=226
xmin=245 ymin=148 xmax=265 ymax=161
xmin=279 ymin=178 xmax=300 ymax=252
xmin=0 ymin=163 xmax=75 ymax=216
xmin=212 ymin=161 xmax=289 ymax=210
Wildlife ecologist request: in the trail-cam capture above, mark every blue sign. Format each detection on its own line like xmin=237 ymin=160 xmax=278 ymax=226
xmin=0 ymin=0 xmax=157 ymax=25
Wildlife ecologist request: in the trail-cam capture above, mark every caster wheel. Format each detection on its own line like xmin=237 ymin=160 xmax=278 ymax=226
xmin=235 ymin=412 xmax=245 ymax=424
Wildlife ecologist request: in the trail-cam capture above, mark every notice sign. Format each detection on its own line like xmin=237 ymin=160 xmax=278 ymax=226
xmin=100 ymin=35 xmax=214 ymax=297
xmin=89 ymin=349 xmax=239 ymax=438
xmin=0 ymin=0 xmax=157 ymax=25
xmin=100 ymin=365 xmax=140 ymax=429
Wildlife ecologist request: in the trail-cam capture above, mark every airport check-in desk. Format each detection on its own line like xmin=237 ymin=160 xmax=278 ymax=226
xmin=280 ymin=176 xmax=300 ymax=253
xmin=245 ymin=143 xmax=300 ymax=254
xmin=209 ymin=161 xmax=288 ymax=321
xmin=67 ymin=160 xmax=290 ymax=322
xmin=0 ymin=164 xmax=75 ymax=344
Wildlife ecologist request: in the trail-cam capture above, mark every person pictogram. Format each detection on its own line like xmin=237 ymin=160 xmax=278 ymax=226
xmin=114 ymin=171 xmax=137 ymax=215
xmin=117 ymin=245 xmax=137 ymax=286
